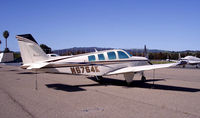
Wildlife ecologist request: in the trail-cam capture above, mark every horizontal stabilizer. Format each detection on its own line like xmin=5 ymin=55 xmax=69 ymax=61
xmin=26 ymin=62 xmax=49 ymax=69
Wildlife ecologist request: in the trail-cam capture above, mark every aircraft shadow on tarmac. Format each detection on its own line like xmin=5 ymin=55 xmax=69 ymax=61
xmin=88 ymin=77 xmax=200 ymax=92
xmin=18 ymin=72 xmax=37 ymax=74
xmin=45 ymin=77 xmax=200 ymax=93
xmin=9 ymin=69 xmax=19 ymax=71
xmin=46 ymin=84 xmax=87 ymax=92
xmin=46 ymin=81 xmax=106 ymax=92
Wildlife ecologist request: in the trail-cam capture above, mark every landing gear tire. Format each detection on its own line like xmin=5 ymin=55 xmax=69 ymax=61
xmin=141 ymin=76 xmax=146 ymax=82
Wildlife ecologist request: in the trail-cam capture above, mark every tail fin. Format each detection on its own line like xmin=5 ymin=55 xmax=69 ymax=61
xmin=178 ymin=53 xmax=181 ymax=60
xmin=16 ymin=34 xmax=49 ymax=64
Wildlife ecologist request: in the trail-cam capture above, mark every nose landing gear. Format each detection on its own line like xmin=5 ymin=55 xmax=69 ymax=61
xmin=141 ymin=72 xmax=146 ymax=82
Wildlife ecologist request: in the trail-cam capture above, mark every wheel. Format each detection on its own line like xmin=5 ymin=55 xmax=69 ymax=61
xmin=141 ymin=76 xmax=146 ymax=81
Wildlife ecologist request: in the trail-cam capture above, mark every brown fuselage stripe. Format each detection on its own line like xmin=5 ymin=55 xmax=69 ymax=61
xmin=42 ymin=60 xmax=149 ymax=69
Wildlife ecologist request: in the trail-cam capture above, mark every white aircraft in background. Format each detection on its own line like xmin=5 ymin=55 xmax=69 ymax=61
xmin=180 ymin=56 xmax=200 ymax=68
xmin=16 ymin=34 xmax=180 ymax=84
xmin=47 ymin=53 xmax=60 ymax=57
xmin=167 ymin=53 xmax=200 ymax=68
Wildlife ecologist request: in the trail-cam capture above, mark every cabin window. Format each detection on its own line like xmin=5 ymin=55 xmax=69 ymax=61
xmin=117 ymin=51 xmax=129 ymax=59
xmin=107 ymin=52 xmax=116 ymax=60
xmin=98 ymin=54 xmax=105 ymax=61
xmin=88 ymin=55 xmax=96 ymax=61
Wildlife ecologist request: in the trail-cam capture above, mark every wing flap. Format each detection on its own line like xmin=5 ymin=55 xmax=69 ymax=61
xmin=107 ymin=63 xmax=178 ymax=75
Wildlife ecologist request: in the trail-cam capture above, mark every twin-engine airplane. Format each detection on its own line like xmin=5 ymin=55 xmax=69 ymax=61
xmin=16 ymin=34 xmax=179 ymax=84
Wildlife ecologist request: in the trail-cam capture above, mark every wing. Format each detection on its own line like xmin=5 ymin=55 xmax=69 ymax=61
xmin=188 ymin=61 xmax=200 ymax=65
xmin=107 ymin=63 xmax=178 ymax=75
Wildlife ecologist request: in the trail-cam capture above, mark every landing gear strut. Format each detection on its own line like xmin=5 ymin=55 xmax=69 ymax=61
xmin=141 ymin=76 xmax=146 ymax=82
xmin=141 ymin=72 xmax=146 ymax=82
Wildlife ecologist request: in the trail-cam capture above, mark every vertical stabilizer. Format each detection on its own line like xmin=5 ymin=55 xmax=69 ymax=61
xmin=16 ymin=34 xmax=49 ymax=64
xmin=178 ymin=53 xmax=181 ymax=60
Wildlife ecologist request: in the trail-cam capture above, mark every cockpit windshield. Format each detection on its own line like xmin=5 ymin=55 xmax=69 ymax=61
xmin=117 ymin=51 xmax=129 ymax=59
xmin=123 ymin=50 xmax=132 ymax=57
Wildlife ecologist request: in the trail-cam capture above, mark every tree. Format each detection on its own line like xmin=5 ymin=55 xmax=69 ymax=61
xmin=3 ymin=30 xmax=9 ymax=52
xmin=196 ymin=51 xmax=200 ymax=58
xmin=40 ymin=44 xmax=52 ymax=54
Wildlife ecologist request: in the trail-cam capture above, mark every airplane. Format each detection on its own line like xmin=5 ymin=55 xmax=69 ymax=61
xmin=179 ymin=56 xmax=200 ymax=68
xmin=47 ymin=53 xmax=60 ymax=57
xmin=167 ymin=53 xmax=200 ymax=68
xmin=16 ymin=34 xmax=180 ymax=85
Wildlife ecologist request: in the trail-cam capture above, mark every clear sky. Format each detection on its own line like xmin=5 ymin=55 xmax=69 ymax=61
xmin=1 ymin=0 xmax=200 ymax=51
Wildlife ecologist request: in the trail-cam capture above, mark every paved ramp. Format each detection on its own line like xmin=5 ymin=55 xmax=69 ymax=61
xmin=0 ymin=64 xmax=200 ymax=118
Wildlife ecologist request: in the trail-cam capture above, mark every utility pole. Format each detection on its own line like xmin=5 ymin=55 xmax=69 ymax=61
xmin=0 ymin=40 xmax=1 ymax=52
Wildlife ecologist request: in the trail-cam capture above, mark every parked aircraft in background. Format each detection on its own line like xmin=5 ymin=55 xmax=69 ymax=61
xmin=180 ymin=56 xmax=200 ymax=68
xmin=167 ymin=53 xmax=200 ymax=68
xmin=47 ymin=53 xmax=60 ymax=57
xmin=16 ymin=34 xmax=180 ymax=84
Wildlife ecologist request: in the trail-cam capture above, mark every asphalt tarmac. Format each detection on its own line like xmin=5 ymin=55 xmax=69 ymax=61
xmin=0 ymin=64 xmax=200 ymax=118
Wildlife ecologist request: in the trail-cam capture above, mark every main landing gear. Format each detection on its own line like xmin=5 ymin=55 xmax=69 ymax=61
xmin=95 ymin=76 xmax=103 ymax=81
xmin=141 ymin=72 xmax=146 ymax=82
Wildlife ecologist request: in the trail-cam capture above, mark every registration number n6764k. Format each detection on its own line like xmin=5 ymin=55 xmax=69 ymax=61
xmin=70 ymin=66 xmax=100 ymax=74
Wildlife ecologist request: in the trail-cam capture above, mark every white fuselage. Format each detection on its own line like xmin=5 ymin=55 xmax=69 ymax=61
xmin=41 ymin=49 xmax=149 ymax=76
